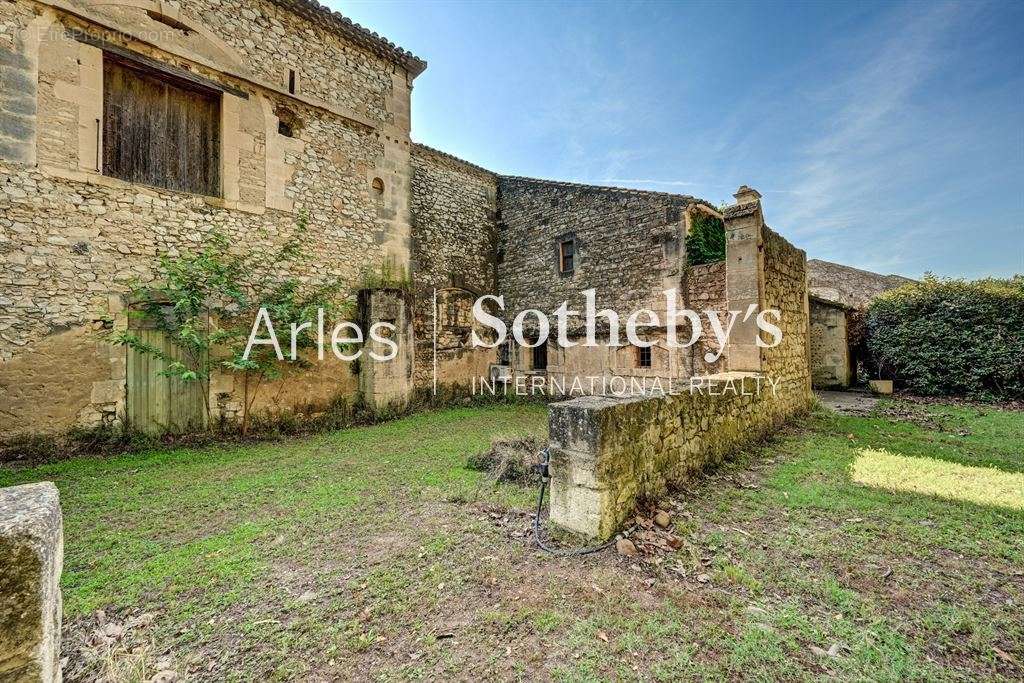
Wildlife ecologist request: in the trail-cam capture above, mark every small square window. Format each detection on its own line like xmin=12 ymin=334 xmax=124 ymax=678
xmin=637 ymin=345 xmax=652 ymax=368
xmin=559 ymin=239 xmax=575 ymax=274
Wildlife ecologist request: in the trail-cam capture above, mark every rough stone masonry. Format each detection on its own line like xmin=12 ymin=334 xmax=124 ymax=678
xmin=1 ymin=0 xmax=424 ymax=436
xmin=1 ymin=0 xmax=822 ymax=449
xmin=547 ymin=189 xmax=814 ymax=538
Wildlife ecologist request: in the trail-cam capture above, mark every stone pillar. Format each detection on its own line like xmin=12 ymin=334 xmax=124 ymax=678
xmin=723 ymin=185 xmax=765 ymax=372
xmin=358 ymin=288 xmax=414 ymax=410
xmin=0 ymin=482 xmax=63 ymax=682
xmin=547 ymin=396 xmax=613 ymax=539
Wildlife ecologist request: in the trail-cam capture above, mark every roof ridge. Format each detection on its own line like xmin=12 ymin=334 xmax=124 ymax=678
xmin=808 ymin=259 xmax=915 ymax=282
xmin=498 ymin=174 xmax=711 ymax=206
xmin=413 ymin=146 xmax=718 ymax=209
xmin=270 ymin=1 xmax=427 ymax=77
xmin=412 ymin=142 xmax=496 ymax=176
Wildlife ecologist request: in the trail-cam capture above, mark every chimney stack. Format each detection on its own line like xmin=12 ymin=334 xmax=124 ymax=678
xmin=733 ymin=185 xmax=762 ymax=206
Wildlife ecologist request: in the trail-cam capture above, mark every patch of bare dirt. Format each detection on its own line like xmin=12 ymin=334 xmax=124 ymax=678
xmin=895 ymin=392 xmax=1024 ymax=413
xmin=63 ymin=608 xmax=185 ymax=683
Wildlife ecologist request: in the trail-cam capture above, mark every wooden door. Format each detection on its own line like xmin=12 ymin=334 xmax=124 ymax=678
xmin=126 ymin=323 xmax=207 ymax=435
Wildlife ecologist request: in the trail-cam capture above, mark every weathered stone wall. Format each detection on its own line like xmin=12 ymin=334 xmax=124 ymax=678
xmin=807 ymin=259 xmax=914 ymax=308
xmin=685 ymin=260 xmax=727 ymax=375
xmin=495 ymin=180 xmax=730 ymax=393
xmin=809 ymin=298 xmax=851 ymax=388
xmin=761 ymin=226 xmax=811 ymax=397
xmin=518 ymin=256 xmax=729 ymax=395
xmin=497 ymin=177 xmax=706 ymax=323
xmin=547 ymin=191 xmax=813 ymax=539
xmin=409 ymin=144 xmax=498 ymax=392
xmin=549 ymin=374 xmax=806 ymax=538
xmin=357 ymin=288 xmax=415 ymax=409
xmin=0 ymin=0 xmax=420 ymax=436
xmin=0 ymin=482 xmax=63 ymax=682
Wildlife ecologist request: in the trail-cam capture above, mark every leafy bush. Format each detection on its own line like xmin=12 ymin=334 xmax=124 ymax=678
xmin=867 ymin=276 xmax=1024 ymax=398
xmin=111 ymin=214 xmax=347 ymax=435
xmin=686 ymin=212 xmax=726 ymax=266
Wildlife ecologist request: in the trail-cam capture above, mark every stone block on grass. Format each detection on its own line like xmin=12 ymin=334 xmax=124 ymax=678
xmin=0 ymin=482 xmax=63 ymax=682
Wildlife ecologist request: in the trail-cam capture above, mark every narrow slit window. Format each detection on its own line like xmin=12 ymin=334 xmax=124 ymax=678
xmin=288 ymin=69 xmax=297 ymax=95
xmin=637 ymin=345 xmax=652 ymax=368
xmin=532 ymin=341 xmax=548 ymax=371
xmin=559 ymin=239 xmax=575 ymax=274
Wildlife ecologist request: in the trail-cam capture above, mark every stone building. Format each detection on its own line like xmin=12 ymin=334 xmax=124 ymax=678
xmin=806 ymin=259 xmax=915 ymax=388
xmin=808 ymin=295 xmax=853 ymax=388
xmin=1 ymin=0 xmax=424 ymax=436
xmin=408 ymin=144 xmax=498 ymax=393
xmin=547 ymin=188 xmax=814 ymax=538
xmin=1 ymin=0 xmax=815 ymax=439
xmin=495 ymin=177 xmax=727 ymax=389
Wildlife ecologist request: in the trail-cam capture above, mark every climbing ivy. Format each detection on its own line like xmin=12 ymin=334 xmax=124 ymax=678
xmin=686 ymin=212 xmax=726 ymax=266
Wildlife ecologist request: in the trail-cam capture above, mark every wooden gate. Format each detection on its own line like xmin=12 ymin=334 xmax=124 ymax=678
xmin=126 ymin=316 xmax=207 ymax=435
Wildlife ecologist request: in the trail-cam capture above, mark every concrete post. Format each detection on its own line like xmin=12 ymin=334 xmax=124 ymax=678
xmin=0 ymin=482 xmax=63 ymax=682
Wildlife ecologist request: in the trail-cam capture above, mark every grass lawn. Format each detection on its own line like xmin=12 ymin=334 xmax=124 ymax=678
xmin=1 ymin=400 xmax=1021 ymax=681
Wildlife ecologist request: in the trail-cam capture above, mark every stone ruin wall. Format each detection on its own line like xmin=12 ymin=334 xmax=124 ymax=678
xmin=760 ymin=226 xmax=812 ymax=410
xmin=807 ymin=259 xmax=914 ymax=309
xmin=0 ymin=0 xmax=417 ymax=437
xmin=496 ymin=177 xmax=694 ymax=324
xmin=685 ymin=260 xmax=727 ymax=376
xmin=496 ymin=178 xmax=729 ymax=389
xmin=547 ymin=209 xmax=813 ymax=539
xmin=409 ymin=144 xmax=499 ymax=394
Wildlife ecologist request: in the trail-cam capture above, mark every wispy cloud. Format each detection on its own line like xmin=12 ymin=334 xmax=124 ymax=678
xmin=775 ymin=3 xmax=966 ymax=247
xmin=600 ymin=178 xmax=699 ymax=187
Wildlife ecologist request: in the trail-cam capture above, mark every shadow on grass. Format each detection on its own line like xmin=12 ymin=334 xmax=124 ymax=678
xmin=832 ymin=402 xmax=1024 ymax=475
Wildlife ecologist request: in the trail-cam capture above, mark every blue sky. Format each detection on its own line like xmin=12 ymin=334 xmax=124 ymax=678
xmin=337 ymin=0 xmax=1023 ymax=279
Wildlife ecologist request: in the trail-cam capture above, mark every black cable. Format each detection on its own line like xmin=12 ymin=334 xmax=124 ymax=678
xmin=532 ymin=449 xmax=616 ymax=557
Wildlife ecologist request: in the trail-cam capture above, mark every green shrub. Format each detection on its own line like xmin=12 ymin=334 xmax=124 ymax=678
xmin=686 ymin=212 xmax=726 ymax=265
xmin=867 ymin=276 xmax=1024 ymax=399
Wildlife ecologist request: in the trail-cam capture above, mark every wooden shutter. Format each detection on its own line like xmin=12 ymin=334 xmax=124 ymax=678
xmin=103 ymin=57 xmax=221 ymax=196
